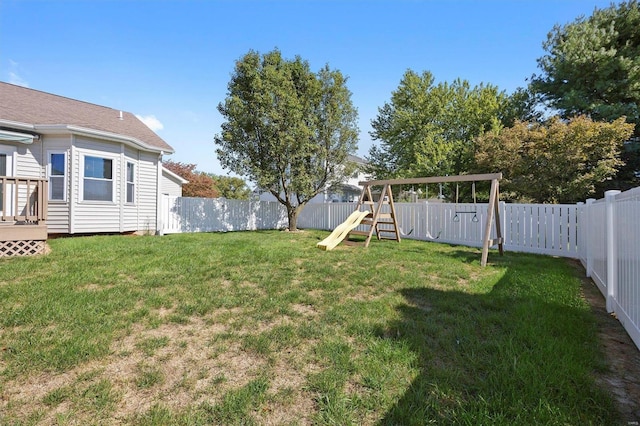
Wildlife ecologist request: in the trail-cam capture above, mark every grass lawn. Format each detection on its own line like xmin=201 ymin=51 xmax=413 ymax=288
xmin=0 ymin=230 xmax=618 ymax=425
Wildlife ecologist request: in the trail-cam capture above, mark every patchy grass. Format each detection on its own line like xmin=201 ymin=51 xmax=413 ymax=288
xmin=0 ymin=230 xmax=618 ymax=424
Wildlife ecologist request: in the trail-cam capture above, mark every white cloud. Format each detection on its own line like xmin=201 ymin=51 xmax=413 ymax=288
xmin=8 ymin=60 xmax=29 ymax=87
xmin=135 ymin=114 xmax=164 ymax=132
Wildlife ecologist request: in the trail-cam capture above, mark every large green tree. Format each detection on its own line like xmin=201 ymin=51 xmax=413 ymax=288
xmin=208 ymin=174 xmax=251 ymax=200
xmin=532 ymin=1 xmax=640 ymax=125
xmin=499 ymin=87 xmax=544 ymax=128
xmin=215 ymin=49 xmax=358 ymax=230
xmin=367 ymin=70 xmax=505 ymax=179
xmin=531 ymin=1 xmax=640 ymax=187
xmin=474 ymin=116 xmax=634 ymax=203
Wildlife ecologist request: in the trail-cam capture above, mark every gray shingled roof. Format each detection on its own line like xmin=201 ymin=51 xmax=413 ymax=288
xmin=0 ymin=82 xmax=174 ymax=153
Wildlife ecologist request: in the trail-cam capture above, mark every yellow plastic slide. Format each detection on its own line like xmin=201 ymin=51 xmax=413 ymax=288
xmin=316 ymin=210 xmax=371 ymax=251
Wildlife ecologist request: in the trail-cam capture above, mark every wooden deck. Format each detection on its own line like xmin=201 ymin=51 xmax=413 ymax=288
xmin=0 ymin=177 xmax=48 ymax=257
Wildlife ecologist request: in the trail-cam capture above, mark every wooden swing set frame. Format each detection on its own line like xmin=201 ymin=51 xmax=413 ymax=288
xmin=350 ymin=172 xmax=503 ymax=267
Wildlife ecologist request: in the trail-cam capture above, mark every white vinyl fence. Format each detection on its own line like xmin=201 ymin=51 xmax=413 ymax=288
xmin=160 ymin=196 xmax=287 ymax=234
xmin=298 ymin=201 xmax=580 ymax=258
xmin=161 ymin=196 xmax=580 ymax=257
xmin=578 ymin=188 xmax=640 ymax=351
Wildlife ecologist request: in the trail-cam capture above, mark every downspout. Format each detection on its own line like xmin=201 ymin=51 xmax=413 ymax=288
xmin=69 ymin=137 xmax=76 ymax=234
xmin=137 ymin=150 xmax=140 ymax=230
xmin=156 ymin=151 xmax=164 ymax=235
xmin=119 ymin=144 xmax=125 ymax=233
xmin=40 ymin=136 xmax=47 ymax=233
xmin=40 ymin=135 xmax=45 ymax=179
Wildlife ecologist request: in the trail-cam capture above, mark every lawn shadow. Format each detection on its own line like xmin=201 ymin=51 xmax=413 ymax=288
xmin=377 ymin=262 xmax=618 ymax=425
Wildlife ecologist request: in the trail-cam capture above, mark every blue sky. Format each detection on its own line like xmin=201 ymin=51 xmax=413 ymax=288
xmin=1 ymin=0 xmax=613 ymax=177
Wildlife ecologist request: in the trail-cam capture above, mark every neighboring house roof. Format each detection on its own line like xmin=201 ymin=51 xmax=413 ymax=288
xmin=335 ymin=183 xmax=361 ymax=193
xmin=0 ymin=82 xmax=174 ymax=153
xmin=348 ymin=154 xmax=367 ymax=165
xmin=162 ymin=165 xmax=189 ymax=184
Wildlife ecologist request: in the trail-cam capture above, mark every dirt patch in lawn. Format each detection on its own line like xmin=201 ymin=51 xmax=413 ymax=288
xmin=1 ymin=312 xmax=316 ymax=425
xmin=576 ymin=261 xmax=640 ymax=424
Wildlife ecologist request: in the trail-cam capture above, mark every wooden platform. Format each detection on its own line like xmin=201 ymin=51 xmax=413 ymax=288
xmin=0 ymin=224 xmax=48 ymax=257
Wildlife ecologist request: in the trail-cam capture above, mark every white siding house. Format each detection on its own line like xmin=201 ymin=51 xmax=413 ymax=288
xmin=259 ymin=154 xmax=370 ymax=204
xmin=162 ymin=167 xmax=188 ymax=197
xmin=0 ymin=82 xmax=180 ymax=235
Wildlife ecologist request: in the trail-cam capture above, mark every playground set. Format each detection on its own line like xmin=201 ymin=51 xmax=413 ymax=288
xmin=317 ymin=173 xmax=504 ymax=266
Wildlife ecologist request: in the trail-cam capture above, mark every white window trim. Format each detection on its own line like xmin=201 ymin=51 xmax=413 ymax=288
xmin=80 ymin=154 xmax=116 ymax=203
xmin=125 ymin=160 xmax=136 ymax=205
xmin=47 ymin=150 xmax=68 ymax=202
xmin=0 ymin=144 xmax=16 ymax=176
xmin=0 ymin=145 xmax=16 ymax=216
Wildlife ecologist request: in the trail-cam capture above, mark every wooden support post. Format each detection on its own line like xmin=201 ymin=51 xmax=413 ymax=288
xmin=481 ymin=178 xmax=502 ymax=266
xmin=385 ymin=184 xmax=401 ymax=243
xmin=494 ymin=186 xmax=503 ymax=257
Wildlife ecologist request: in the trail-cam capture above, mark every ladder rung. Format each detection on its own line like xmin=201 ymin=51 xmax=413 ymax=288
xmin=377 ymin=229 xmax=398 ymax=234
xmin=378 ymin=236 xmax=399 ymax=240
xmin=360 ymin=220 xmax=374 ymax=225
xmin=378 ymin=213 xmax=392 ymax=219
xmin=343 ymin=240 xmax=365 ymax=246
xmin=349 ymin=230 xmax=370 ymax=236
xmin=376 ymin=220 xmax=395 ymax=225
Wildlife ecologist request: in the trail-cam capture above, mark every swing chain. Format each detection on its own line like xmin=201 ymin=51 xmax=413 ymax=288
xmin=471 ymin=181 xmax=479 ymax=222
xmin=453 ymin=183 xmax=460 ymax=222
xmin=453 ymin=182 xmax=479 ymax=223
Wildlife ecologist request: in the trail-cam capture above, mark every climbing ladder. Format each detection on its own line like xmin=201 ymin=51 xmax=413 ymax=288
xmin=345 ymin=183 xmax=400 ymax=247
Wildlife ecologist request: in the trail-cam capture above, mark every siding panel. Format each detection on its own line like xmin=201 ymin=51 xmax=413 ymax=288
xmin=15 ymin=140 xmax=42 ymax=178
xmin=137 ymin=152 xmax=158 ymax=232
xmin=43 ymin=136 xmax=72 ymax=233
xmin=162 ymin=173 xmax=183 ymax=197
xmin=73 ymin=138 xmax=123 ymax=233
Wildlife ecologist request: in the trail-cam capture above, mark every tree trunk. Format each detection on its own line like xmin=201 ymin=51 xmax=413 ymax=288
xmin=287 ymin=206 xmax=299 ymax=232
xmin=286 ymin=204 xmax=302 ymax=231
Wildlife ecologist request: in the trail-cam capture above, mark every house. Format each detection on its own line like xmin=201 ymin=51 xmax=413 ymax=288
xmin=161 ymin=166 xmax=189 ymax=197
xmin=0 ymin=82 xmax=181 ymax=253
xmin=327 ymin=154 xmax=370 ymax=203
xmin=259 ymin=154 xmax=370 ymax=204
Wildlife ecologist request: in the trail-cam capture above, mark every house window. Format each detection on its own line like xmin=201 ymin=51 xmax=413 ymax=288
xmin=83 ymin=155 xmax=113 ymax=201
xmin=48 ymin=152 xmax=67 ymax=201
xmin=126 ymin=161 xmax=135 ymax=204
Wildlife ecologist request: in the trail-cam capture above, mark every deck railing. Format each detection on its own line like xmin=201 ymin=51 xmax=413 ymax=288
xmin=0 ymin=177 xmax=48 ymax=223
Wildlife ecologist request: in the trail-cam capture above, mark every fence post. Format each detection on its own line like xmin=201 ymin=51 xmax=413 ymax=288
xmin=576 ymin=201 xmax=584 ymax=264
xmin=423 ymin=201 xmax=428 ymax=240
xmin=324 ymin=202 xmax=331 ymax=230
xmin=499 ymin=201 xmax=506 ymax=249
xmin=158 ymin=194 xmax=165 ymax=236
xmin=584 ymin=199 xmax=595 ymax=278
xmin=605 ymin=190 xmax=620 ymax=313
